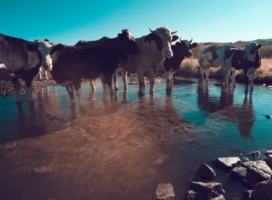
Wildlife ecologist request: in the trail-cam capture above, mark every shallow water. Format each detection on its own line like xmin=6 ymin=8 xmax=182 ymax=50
xmin=1 ymin=77 xmax=272 ymax=199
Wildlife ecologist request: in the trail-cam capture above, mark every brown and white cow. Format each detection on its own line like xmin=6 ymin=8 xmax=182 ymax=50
xmin=49 ymin=31 xmax=140 ymax=106
xmin=163 ymin=38 xmax=198 ymax=95
xmin=0 ymin=33 xmax=53 ymax=102
xmin=198 ymin=44 xmax=235 ymax=83
xmin=116 ymin=27 xmax=179 ymax=96
xmin=224 ymin=43 xmax=262 ymax=91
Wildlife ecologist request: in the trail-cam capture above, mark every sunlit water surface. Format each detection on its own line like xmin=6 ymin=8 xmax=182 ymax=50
xmin=1 ymin=77 xmax=272 ymax=199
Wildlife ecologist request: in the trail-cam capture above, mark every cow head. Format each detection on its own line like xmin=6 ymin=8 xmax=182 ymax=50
xmin=33 ymin=39 xmax=54 ymax=71
xmin=243 ymin=42 xmax=262 ymax=62
xmin=175 ymin=38 xmax=198 ymax=57
xmin=148 ymin=27 xmax=179 ymax=58
xmin=117 ymin=29 xmax=140 ymax=55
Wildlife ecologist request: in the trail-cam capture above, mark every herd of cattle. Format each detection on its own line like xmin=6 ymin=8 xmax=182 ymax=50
xmin=0 ymin=27 xmax=262 ymax=106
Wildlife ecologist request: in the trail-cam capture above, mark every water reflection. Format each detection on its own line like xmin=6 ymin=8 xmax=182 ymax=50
xmin=196 ymin=83 xmax=255 ymax=139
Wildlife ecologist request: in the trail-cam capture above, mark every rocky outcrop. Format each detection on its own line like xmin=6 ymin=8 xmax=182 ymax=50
xmin=212 ymin=157 xmax=241 ymax=172
xmin=242 ymin=160 xmax=272 ymax=181
xmin=251 ymin=179 xmax=272 ymax=200
xmin=154 ymin=183 xmax=175 ymax=200
xmin=183 ymin=181 xmax=225 ymax=200
xmin=197 ymin=162 xmax=216 ymax=180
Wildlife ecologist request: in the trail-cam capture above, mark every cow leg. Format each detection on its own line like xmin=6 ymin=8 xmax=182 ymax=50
xmin=205 ymin=68 xmax=211 ymax=82
xmin=122 ymin=70 xmax=128 ymax=91
xmin=12 ymin=78 xmax=22 ymax=103
xmin=230 ymin=69 xmax=237 ymax=88
xmin=89 ymin=79 xmax=96 ymax=92
xmin=38 ymin=68 xmax=43 ymax=80
xmin=74 ymin=81 xmax=83 ymax=107
xmin=165 ymin=70 xmax=173 ymax=95
xmin=66 ymin=84 xmax=76 ymax=104
xmin=100 ymin=74 xmax=111 ymax=101
xmin=199 ymin=67 xmax=204 ymax=82
xmin=112 ymin=69 xmax=119 ymax=92
xmin=44 ymin=70 xmax=49 ymax=80
xmin=246 ymin=67 xmax=256 ymax=92
xmin=137 ymin=73 xmax=145 ymax=97
xmin=149 ymin=76 xmax=155 ymax=96
xmin=24 ymin=74 xmax=36 ymax=102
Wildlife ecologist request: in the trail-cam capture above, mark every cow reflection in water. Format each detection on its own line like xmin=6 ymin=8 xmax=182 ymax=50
xmin=16 ymin=102 xmax=47 ymax=139
xmin=197 ymin=83 xmax=255 ymax=139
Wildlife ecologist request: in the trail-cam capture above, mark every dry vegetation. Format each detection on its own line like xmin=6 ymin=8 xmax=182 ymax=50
xmin=175 ymin=43 xmax=272 ymax=84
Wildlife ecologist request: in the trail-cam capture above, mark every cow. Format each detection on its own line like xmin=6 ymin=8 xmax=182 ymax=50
xmin=75 ymin=29 xmax=136 ymax=93
xmin=49 ymin=31 xmax=140 ymax=106
xmin=34 ymin=39 xmax=54 ymax=81
xmin=198 ymin=44 xmax=235 ymax=83
xmin=224 ymin=43 xmax=262 ymax=91
xmin=163 ymin=38 xmax=198 ymax=95
xmin=115 ymin=27 xmax=179 ymax=96
xmin=0 ymin=34 xmax=53 ymax=102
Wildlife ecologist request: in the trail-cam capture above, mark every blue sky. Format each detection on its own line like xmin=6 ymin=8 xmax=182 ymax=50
xmin=1 ymin=0 xmax=271 ymax=45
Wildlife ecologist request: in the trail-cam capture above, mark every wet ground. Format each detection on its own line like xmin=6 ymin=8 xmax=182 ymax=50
xmin=1 ymin=77 xmax=272 ymax=200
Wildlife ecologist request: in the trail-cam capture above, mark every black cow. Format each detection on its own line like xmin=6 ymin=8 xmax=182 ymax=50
xmin=75 ymin=29 xmax=137 ymax=92
xmin=163 ymin=38 xmax=198 ymax=95
xmin=0 ymin=33 xmax=53 ymax=102
xmin=50 ymin=36 xmax=140 ymax=106
xmin=224 ymin=43 xmax=262 ymax=91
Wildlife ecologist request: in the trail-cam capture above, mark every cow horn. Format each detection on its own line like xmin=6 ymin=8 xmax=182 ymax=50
xmin=189 ymin=38 xmax=193 ymax=43
xmin=171 ymin=31 xmax=177 ymax=35
xmin=149 ymin=28 xmax=155 ymax=33
xmin=180 ymin=38 xmax=182 ymax=42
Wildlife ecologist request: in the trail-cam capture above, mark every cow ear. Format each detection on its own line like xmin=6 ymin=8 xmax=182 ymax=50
xmin=256 ymin=43 xmax=262 ymax=50
xmin=172 ymin=35 xmax=179 ymax=42
xmin=25 ymin=43 xmax=37 ymax=52
xmin=50 ymin=44 xmax=64 ymax=55
xmin=190 ymin=43 xmax=198 ymax=48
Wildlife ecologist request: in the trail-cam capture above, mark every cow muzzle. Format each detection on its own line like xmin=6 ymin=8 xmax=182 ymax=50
xmin=164 ymin=50 xmax=173 ymax=58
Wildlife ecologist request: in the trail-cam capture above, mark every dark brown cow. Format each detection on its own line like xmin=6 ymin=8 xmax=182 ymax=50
xmin=0 ymin=33 xmax=53 ymax=102
xmin=50 ymin=35 xmax=140 ymax=106
xmin=75 ymin=29 xmax=136 ymax=92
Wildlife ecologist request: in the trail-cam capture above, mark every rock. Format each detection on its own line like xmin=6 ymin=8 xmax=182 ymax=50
xmin=265 ymin=150 xmax=272 ymax=156
xmin=230 ymin=167 xmax=247 ymax=181
xmin=154 ymin=183 xmax=175 ymax=200
xmin=243 ymin=190 xmax=253 ymax=200
xmin=4 ymin=142 xmax=18 ymax=149
xmin=247 ymin=151 xmax=260 ymax=160
xmin=183 ymin=181 xmax=225 ymax=200
xmin=266 ymin=114 xmax=272 ymax=119
xmin=265 ymin=157 xmax=272 ymax=168
xmin=197 ymin=162 xmax=216 ymax=180
xmin=251 ymin=179 xmax=272 ymax=200
xmin=230 ymin=166 xmax=260 ymax=189
xmin=212 ymin=157 xmax=241 ymax=172
xmin=242 ymin=160 xmax=272 ymax=181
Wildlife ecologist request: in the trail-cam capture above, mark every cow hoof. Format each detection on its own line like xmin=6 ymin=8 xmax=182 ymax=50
xmin=114 ymin=87 xmax=119 ymax=92
xmin=138 ymin=92 xmax=145 ymax=97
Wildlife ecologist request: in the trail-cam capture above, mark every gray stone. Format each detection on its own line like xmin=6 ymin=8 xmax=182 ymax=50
xmin=154 ymin=183 xmax=175 ymax=200
xmin=230 ymin=167 xmax=247 ymax=181
xmin=265 ymin=157 xmax=272 ymax=168
xmin=242 ymin=160 xmax=272 ymax=181
xmin=265 ymin=150 xmax=272 ymax=156
xmin=183 ymin=181 xmax=225 ymax=200
xmin=252 ymin=180 xmax=272 ymax=200
xmin=212 ymin=157 xmax=241 ymax=172
xmin=230 ymin=167 xmax=260 ymax=189
xmin=197 ymin=162 xmax=216 ymax=180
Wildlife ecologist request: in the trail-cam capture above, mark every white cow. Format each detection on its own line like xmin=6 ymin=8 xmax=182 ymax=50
xmin=115 ymin=27 xmax=179 ymax=96
xmin=198 ymin=44 xmax=235 ymax=83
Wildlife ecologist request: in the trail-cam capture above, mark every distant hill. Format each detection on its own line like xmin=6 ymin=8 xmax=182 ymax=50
xmin=203 ymin=38 xmax=272 ymax=46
